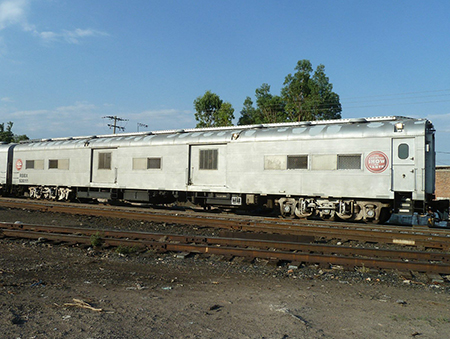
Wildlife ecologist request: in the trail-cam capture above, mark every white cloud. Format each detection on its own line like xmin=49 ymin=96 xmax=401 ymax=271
xmin=1 ymin=96 xmax=13 ymax=102
xmin=11 ymin=109 xmax=49 ymax=117
xmin=0 ymin=0 xmax=108 ymax=46
xmin=2 ymin=102 xmax=196 ymax=139
xmin=0 ymin=0 xmax=29 ymax=30
xmin=55 ymin=102 xmax=97 ymax=114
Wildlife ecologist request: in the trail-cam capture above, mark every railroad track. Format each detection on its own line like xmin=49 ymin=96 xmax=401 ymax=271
xmin=2 ymin=221 xmax=450 ymax=276
xmin=1 ymin=198 xmax=450 ymax=251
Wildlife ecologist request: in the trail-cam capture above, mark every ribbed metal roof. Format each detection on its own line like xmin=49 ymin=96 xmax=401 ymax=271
xmin=14 ymin=116 xmax=431 ymax=151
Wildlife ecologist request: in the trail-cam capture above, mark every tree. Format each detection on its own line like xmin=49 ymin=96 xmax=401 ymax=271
xmin=281 ymin=60 xmax=341 ymax=121
xmin=238 ymin=96 xmax=258 ymax=125
xmin=237 ymin=85 xmax=286 ymax=125
xmin=215 ymin=102 xmax=235 ymax=127
xmin=254 ymin=83 xmax=286 ymax=123
xmin=0 ymin=121 xmax=29 ymax=143
xmin=237 ymin=59 xmax=341 ymax=125
xmin=194 ymin=91 xmax=234 ymax=128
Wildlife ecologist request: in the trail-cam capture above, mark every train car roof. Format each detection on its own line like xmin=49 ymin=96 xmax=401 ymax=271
xmin=13 ymin=116 xmax=433 ymax=150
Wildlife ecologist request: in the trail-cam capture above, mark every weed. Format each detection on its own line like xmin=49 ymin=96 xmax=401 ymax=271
xmin=356 ymin=264 xmax=370 ymax=274
xmin=90 ymin=232 xmax=103 ymax=247
xmin=115 ymin=245 xmax=139 ymax=255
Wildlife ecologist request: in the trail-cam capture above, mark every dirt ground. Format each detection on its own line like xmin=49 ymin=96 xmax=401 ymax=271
xmin=1 ymin=207 xmax=450 ymax=339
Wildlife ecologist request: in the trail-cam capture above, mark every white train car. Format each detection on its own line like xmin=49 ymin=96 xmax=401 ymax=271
xmin=8 ymin=116 xmax=438 ymax=222
xmin=0 ymin=143 xmax=12 ymax=191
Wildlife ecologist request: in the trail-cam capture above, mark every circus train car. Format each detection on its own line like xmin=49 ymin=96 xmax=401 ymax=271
xmin=2 ymin=116 xmax=441 ymax=223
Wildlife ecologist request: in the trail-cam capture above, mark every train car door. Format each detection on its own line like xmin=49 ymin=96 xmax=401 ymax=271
xmin=391 ymin=138 xmax=416 ymax=192
xmin=189 ymin=144 xmax=227 ymax=187
xmin=91 ymin=148 xmax=118 ymax=184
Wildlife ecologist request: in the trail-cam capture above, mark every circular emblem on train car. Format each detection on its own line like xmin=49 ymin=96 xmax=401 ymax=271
xmin=365 ymin=151 xmax=388 ymax=173
xmin=16 ymin=159 xmax=23 ymax=171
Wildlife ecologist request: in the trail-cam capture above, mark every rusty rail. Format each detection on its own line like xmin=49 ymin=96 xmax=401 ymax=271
xmin=2 ymin=221 xmax=450 ymax=274
xmin=1 ymin=198 xmax=450 ymax=250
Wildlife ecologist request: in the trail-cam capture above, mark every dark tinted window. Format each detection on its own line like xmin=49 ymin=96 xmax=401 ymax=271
xmin=287 ymin=155 xmax=308 ymax=169
xmin=49 ymin=160 xmax=58 ymax=169
xmin=26 ymin=160 xmax=35 ymax=169
xmin=398 ymin=143 xmax=409 ymax=160
xmin=147 ymin=157 xmax=161 ymax=169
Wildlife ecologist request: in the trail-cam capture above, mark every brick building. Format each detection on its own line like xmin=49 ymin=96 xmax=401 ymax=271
xmin=435 ymin=166 xmax=450 ymax=199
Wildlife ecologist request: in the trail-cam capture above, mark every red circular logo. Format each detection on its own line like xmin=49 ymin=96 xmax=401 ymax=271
xmin=16 ymin=159 xmax=23 ymax=171
xmin=365 ymin=151 xmax=389 ymax=173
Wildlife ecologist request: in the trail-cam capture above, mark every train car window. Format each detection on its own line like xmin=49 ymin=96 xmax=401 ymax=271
xmin=98 ymin=152 xmax=112 ymax=170
xmin=26 ymin=160 xmax=35 ymax=169
xmin=337 ymin=155 xmax=361 ymax=170
xmin=287 ymin=155 xmax=308 ymax=169
xmin=49 ymin=160 xmax=58 ymax=169
xmin=199 ymin=149 xmax=218 ymax=170
xmin=398 ymin=143 xmax=409 ymax=159
xmin=25 ymin=160 xmax=44 ymax=170
xmin=147 ymin=157 xmax=161 ymax=169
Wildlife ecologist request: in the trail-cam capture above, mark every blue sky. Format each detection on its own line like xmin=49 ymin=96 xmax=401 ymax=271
xmin=1 ymin=0 xmax=450 ymax=164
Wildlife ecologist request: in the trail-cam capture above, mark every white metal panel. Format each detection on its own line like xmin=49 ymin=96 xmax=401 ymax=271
xmin=189 ymin=144 xmax=227 ymax=187
xmin=224 ymin=137 xmax=393 ymax=199
xmin=11 ymin=147 xmax=91 ymax=187
xmin=392 ymin=138 xmax=416 ymax=192
xmin=115 ymin=144 xmax=187 ymax=191
xmin=91 ymin=149 xmax=117 ymax=184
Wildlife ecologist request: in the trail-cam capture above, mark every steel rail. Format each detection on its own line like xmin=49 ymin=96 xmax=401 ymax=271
xmin=1 ymin=221 xmax=450 ymax=263
xmin=2 ymin=222 xmax=450 ymax=274
xmin=1 ymin=199 xmax=450 ymax=250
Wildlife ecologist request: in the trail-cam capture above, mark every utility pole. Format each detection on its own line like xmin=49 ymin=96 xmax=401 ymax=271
xmin=137 ymin=122 xmax=148 ymax=132
xmin=103 ymin=116 xmax=129 ymax=134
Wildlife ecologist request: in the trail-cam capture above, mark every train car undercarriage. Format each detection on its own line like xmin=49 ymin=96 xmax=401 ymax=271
xmin=278 ymin=197 xmax=391 ymax=223
xmin=16 ymin=184 xmax=397 ymax=223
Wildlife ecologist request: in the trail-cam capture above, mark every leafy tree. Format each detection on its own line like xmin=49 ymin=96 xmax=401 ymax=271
xmin=238 ymin=96 xmax=258 ymax=125
xmin=194 ymin=91 xmax=234 ymax=128
xmin=254 ymin=83 xmax=286 ymax=123
xmin=0 ymin=122 xmax=29 ymax=143
xmin=281 ymin=60 xmax=341 ymax=121
xmin=215 ymin=102 xmax=235 ymax=127
xmin=237 ymin=59 xmax=341 ymax=124
xmin=238 ymin=85 xmax=286 ymax=125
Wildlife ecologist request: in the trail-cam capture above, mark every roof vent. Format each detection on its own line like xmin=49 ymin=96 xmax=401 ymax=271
xmin=349 ymin=118 xmax=367 ymax=124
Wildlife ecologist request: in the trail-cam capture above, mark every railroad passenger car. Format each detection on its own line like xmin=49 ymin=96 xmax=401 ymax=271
xmin=4 ymin=116 xmax=440 ymax=222
xmin=0 ymin=143 xmax=13 ymax=192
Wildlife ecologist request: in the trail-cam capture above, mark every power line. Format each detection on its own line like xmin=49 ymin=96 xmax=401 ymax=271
xmin=343 ymin=93 xmax=450 ymax=105
xmin=341 ymin=89 xmax=450 ymax=100
xmin=343 ymin=99 xmax=450 ymax=110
